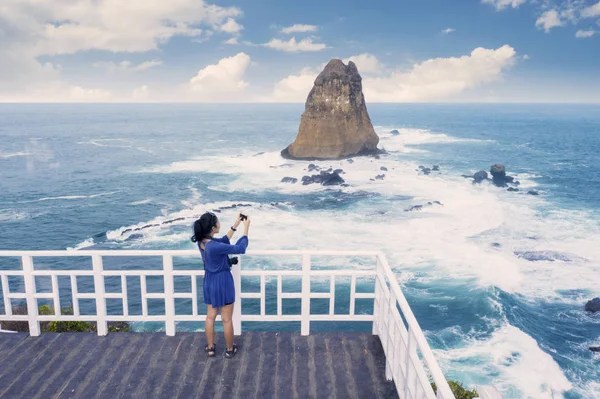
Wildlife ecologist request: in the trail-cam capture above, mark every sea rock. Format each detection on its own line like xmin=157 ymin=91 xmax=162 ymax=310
xmin=390 ymin=129 xmax=400 ymax=136
xmin=333 ymin=169 xmax=344 ymax=174
xmin=473 ymin=171 xmax=488 ymax=183
xmin=585 ymin=298 xmax=600 ymax=313
xmin=405 ymin=201 xmax=443 ymax=212
xmin=308 ymin=164 xmax=319 ymax=172
xmin=490 ymin=164 xmax=517 ymax=187
xmin=163 ymin=217 xmax=185 ymax=225
xmin=380 ymin=166 xmax=388 ymax=171
xmin=421 ymin=168 xmax=431 ymax=175
xmin=490 ymin=164 xmax=506 ymax=178
xmin=590 ymin=346 xmax=600 ymax=352
xmin=375 ymin=174 xmax=385 ymax=180
xmin=322 ymin=173 xmax=345 ymax=186
xmin=528 ymin=190 xmax=539 ymax=196
xmin=432 ymin=165 xmax=440 ymax=171
xmin=281 ymin=177 xmax=298 ymax=184
xmin=507 ymin=187 xmax=519 ymax=192
xmin=281 ymin=59 xmax=380 ymax=160
xmin=302 ymin=172 xmax=345 ymax=186
xmin=347 ymin=159 xmax=354 ymax=164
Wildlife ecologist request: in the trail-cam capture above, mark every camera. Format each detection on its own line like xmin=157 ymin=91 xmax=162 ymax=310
xmin=240 ymin=213 xmax=247 ymax=221
xmin=228 ymin=256 xmax=239 ymax=266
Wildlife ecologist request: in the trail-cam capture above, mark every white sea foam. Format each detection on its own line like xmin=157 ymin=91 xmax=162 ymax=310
xmin=135 ymin=146 xmax=600 ymax=297
xmin=0 ymin=209 xmax=30 ymax=222
xmin=129 ymin=199 xmax=153 ymax=205
xmin=67 ymin=238 xmax=95 ymax=251
xmin=79 ymin=138 xmax=154 ymax=154
xmin=375 ymin=127 xmax=494 ymax=148
xmin=35 ymin=191 xmax=118 ymax=202
xmin=0 ymin=151 xmax=30 ymax=159
xmin=434 ymin=323 xmax=572 ymax=399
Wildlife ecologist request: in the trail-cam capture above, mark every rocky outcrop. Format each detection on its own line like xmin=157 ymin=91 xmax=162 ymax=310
xmin=490 ymin=164 xmax=513 ymax=187
xmin=281 ymin=59 xmax=380 ymax=160
xmin=585 ymin=298 xmax=600 ymax=313
xmin=405 ymin=201 xmax=443 ymax=212
xmin=302 ymin=171 xmax=345 ymax=186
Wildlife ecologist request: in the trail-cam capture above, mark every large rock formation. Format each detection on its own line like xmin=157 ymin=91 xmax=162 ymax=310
xmin=281 ymin=59 xmax=380 ymax=160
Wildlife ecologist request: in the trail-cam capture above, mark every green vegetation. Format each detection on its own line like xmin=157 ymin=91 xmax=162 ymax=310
xmin=1 ymin=304 xmax=131 ymax=333
xmin=432 ymin=381 xmax=478 ymax=399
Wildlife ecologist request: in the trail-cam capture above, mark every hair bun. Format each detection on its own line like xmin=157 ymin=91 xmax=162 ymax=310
xmin=191 ymin=235 xmax=198 ymax=243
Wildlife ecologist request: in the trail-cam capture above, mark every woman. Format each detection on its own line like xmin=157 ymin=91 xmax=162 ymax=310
xmin=191 ymin=211 xmax=250 ymax=358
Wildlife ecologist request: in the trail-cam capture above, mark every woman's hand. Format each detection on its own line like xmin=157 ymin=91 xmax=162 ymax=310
xmin=243 ymin=215 xmax=250 ymax=236
xmin=233 ymin=213 xmax=242 ymax=228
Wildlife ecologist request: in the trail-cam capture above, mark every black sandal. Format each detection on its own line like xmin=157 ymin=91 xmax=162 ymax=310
xmin=205 ymin=344 xmax=216 ymax=357
xmin=225 ymin=344 xmax=238 ymax=359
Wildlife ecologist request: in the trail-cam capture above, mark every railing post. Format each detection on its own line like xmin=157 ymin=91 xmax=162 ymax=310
xmin=22 ymin=256 xmax=40 ymax=337
xmin=386 ymin=290 xmax=395 ymax=381
xmin=232 ymin=257 xmax=242 ymax=335
xmin=301 ymin=254 xmax=311 ymax=336
xmin=372 ymin=255 xmax=382 ymax=336
xmin=404 ymin=329 xmax=414 ymax=398
xmin=163 ymin=255 xmax=176 ymax=336
xmin=92 ymin=255 xmax=107 ymax=336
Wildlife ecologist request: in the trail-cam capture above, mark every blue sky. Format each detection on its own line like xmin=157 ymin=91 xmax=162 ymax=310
xmin=0 ymin=0 xmax=598 ymax=102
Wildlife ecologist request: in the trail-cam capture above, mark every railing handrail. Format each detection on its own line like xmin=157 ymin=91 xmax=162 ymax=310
xmin=0 ymin=249 xmax=455 ymax=398
xmin=377 ymin=254 xmax=455 ymax=399
xmin=0 ymin=249 xmax=381 ymax=257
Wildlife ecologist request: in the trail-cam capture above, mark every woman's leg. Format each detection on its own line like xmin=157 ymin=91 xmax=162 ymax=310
xmin=220 ymin=303 xmax=235 ymax=350
xmin=205 ymin=304 xmax=218 ymax=348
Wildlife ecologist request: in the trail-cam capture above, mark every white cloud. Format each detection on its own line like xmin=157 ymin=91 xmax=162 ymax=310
xmin=0 ymin=0 xmax=241 ymax=101
xmin=188 ymin=53 xmax=251 ymax=100
xmin=221 ymin=18 xmax=243 ymax=34
xmin=225 ymin=38 xmax=239 ymax=45
xmin=11 ymin=0 xmax=241 ymax=55
xmin=575 ymin=29 xmax=596 ymax=38
xmin=263 ymin=37 xmax=327 ymax=52
xmin=363 ymin=45 xmax=516 ymax=102
xmin=536 ymin=10 xmax=565 ymax=32
xmin=93 ymin=59 xmax=163 ymax=72
xmin=343 ymin=54 xmax=382 ymax=74
xmin=442 ymin=28 xmax=456 ymax=34
xmin=268 ymin=46 xmax=517 ymax=103
xmin=582 ymin=2 xmax=600 ymax=18
xmin=270 ymin=67 xmax=318 ymax=102
xmin=132 ymin=85 xmax=150 ymax=100
xmin=482 ymin=0 xmax=527 ymax=10
xmin=281 ymin=24 xmax=318 ymax=34
xmin=69 ymin=86 xmax=112 ymax=101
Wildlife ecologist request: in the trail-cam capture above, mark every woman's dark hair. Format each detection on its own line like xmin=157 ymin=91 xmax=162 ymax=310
xmin=191 ymin=212 xmax=218 ymax=243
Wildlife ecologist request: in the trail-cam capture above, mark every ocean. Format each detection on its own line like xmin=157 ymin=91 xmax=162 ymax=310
xmin=0 ymin=103 xmax=599 ymax=398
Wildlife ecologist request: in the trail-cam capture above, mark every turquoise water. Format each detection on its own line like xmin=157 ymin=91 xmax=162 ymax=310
xmin=0 ymin=103 xmax=599 ymax=398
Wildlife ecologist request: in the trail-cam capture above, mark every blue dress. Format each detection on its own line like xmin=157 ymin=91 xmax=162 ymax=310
xmin=199 ymin=235 xmax=249 ymax=308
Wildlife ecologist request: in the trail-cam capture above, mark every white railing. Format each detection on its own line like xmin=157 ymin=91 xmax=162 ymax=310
xmin=0 ymin=249 xmax=455 ymax=399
